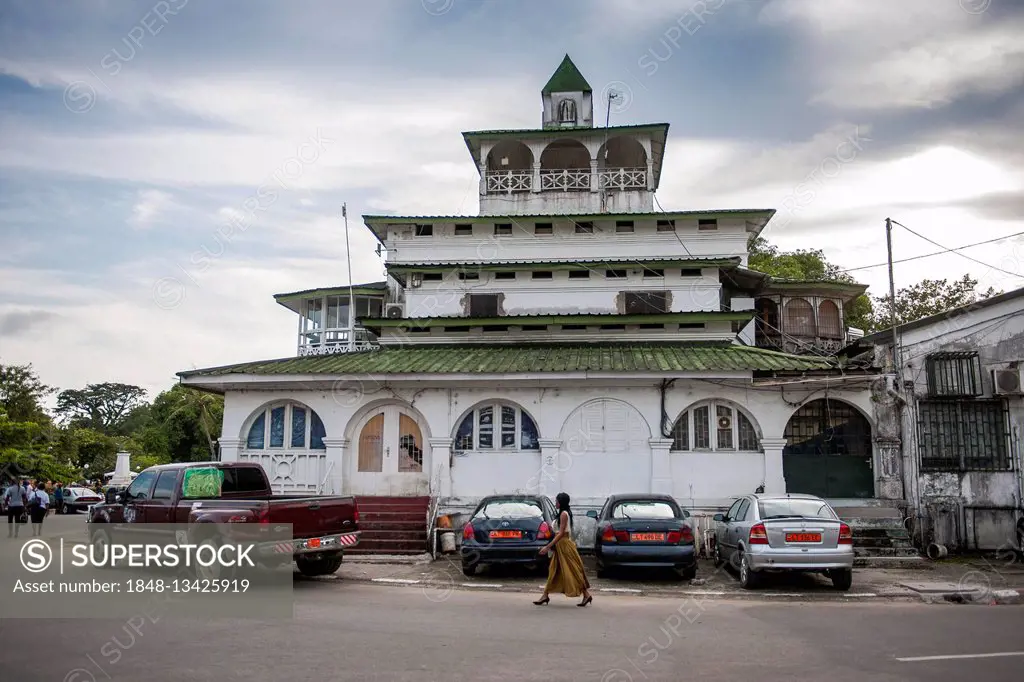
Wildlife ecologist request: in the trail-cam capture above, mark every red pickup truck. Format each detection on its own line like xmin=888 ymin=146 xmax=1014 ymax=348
xmin=87 ymin=461 xmax=359 ymax=577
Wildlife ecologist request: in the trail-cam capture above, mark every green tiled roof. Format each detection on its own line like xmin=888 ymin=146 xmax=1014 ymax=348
xmin=542 ymin=54 xmax=592 ymax=94
xmin=178 ymin=343 xmax=833 ymax=378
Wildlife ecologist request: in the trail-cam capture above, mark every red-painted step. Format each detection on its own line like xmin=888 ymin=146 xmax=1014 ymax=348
xmin=349 ymin=496 xmax=430 ymax=555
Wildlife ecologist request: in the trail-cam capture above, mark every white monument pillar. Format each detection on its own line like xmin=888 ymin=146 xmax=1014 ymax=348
xmin=110 ymin=451 xmax=133 ymax=487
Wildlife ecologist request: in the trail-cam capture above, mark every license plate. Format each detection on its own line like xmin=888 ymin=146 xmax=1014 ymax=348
xmin=630 ymin=533 xmax=665 ymax=542
xmin=489 ymin=530 xmax=522 ymax=539
xmin=786 ymin=533 xmax=821 ymax=542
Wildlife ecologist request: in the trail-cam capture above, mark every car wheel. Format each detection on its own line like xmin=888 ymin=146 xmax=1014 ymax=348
xmin=830 ymin=568 xmax=853 ymax=591
xmin=713 ymin=543 xmax=724 ymax=568
xmin=90 ymin=527 xmax=114 ymax=569
xmin=675 ymin=564 xmax=697 ymax=581
xmin=296 ymin=554 xmax=343 ymax=577
xmin=194 ymin=536 xmax=230 ymax=580
xmin=461 ymin=561 xmax=477 ymax=577
xmin=738 ymin=553 xmax=759 ymax=589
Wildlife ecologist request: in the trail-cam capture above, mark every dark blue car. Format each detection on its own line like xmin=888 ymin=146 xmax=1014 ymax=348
xmin=460 ymin=495 xmax=558 ymax=577
xmin=588 ymin=493 xmax=697 ymax=580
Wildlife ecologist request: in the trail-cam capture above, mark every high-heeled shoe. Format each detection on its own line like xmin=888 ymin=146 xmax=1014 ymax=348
xmin=577 ymin=595 xmax=593 ymax=607
xmin=533 ymin=596 xmax=550 ymax=605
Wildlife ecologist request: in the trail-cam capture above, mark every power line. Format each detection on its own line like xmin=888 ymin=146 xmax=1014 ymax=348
xmin=891 ymin=219 xmax=1024 ymax=280
xmin=842 ymin=228 xmax=1024 ymax=273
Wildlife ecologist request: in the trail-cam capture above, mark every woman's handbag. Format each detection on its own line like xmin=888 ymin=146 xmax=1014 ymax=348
xmin=17 ymin=509 xmax=28 ymax=524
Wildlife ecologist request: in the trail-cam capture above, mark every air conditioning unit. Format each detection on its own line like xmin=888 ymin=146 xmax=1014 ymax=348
xmin=992 ymin=368 xmax=1023 ymax=395
xmin=385 ymin=303 xmax=404 ymax=319
xmin=717 ymin=415 xmax=732 ymax=430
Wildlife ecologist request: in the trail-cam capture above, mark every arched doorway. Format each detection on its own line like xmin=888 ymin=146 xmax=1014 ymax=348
xmin=349 ymin=404 xmax=430 ymax=496
xmin=559 ymin=399 xmax=651 ymax=497
xmin=783 ymin=399 xmax=874 ymax=498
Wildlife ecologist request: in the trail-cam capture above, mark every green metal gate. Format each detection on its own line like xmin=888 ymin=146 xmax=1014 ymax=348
xmin=783 ymin=399 xmax=874 ymax=498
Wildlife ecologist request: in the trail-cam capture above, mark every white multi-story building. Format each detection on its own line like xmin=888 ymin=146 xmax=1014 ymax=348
xmin=180 ymin=56 xmax=896 ymax=550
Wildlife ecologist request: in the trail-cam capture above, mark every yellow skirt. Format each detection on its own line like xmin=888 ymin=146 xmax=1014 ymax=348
xmin=544 ymin=536 xmax=590 ymax=597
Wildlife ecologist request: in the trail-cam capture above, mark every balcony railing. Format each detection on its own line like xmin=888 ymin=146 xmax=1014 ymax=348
xmin=756 ymin=332 xmax=846 ymax=356
xmin=599 ymin=167 xmax=647 ymax=190
xmin=540 ymin=168 xmax=591 ymax=191
xmin=486 ymin=170 xmax=532 ymax=193
xmin=298 ymin=328 xmax=380 ymax=356
xmin=483 ymin=167 xmax=648 ymax=194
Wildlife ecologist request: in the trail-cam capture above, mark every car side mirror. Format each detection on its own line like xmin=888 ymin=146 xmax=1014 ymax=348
xmin=713 ymin=513 xmax=724 ymax=522
xmin=586 ymin=510 xmax=598 ymax=519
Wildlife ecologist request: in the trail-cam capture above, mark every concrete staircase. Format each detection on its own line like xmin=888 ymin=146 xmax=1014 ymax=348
xmin=829 ymin=499 xmax=925 ymax=569
xmin=349 ymin=496 xmax=429 ymax=556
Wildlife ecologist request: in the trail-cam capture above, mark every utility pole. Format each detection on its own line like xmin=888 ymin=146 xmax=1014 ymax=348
xmin=343 ymin=203 xmax=355 ymax=353
xmin=885 ymin=217 xmax=901 ymax=385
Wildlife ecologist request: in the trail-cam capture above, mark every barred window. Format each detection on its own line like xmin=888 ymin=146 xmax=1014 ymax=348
xmin=918 ymin=400 xmax=1009 ymax=472
xmin=671 ymin=402 xmax=761 ymax=452
xmin=926 ymin=352 xmax=982 ymax=397
xmin=784 ymin=298 xmax=816 ymax=337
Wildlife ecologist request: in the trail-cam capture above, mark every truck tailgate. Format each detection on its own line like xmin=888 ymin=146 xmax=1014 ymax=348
xmin=268 ymin=497 xmax=356 ymax=539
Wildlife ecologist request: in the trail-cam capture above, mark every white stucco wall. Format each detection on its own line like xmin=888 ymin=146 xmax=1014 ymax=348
xmin=401 ymin=267 xmax=724 ymax=318
xmin=479 ymin=189 xmax=654 ymax=215
xmin=382 ymin=219 xmax=751 ymax=265
xmin=874 ymin=292 xmax=1024 ymax=549
xmin=215 ymin=378 xmax=877 ymax=516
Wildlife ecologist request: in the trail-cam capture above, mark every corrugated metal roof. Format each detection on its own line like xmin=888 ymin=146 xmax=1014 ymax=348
xmin=386 ymin=257 xmax=739 ymax=269
xmin=362 ymin=209 xmax=774 ymax=222
xmin=178 ymin=343 xmax=834 ymax=378
xmin=461 ymin=123 xmax=670 ymax=137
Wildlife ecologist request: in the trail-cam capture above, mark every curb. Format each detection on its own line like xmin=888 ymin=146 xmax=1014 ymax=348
xmin=337 ymin=574 xmax=921 ymax=602
xmin=919 ymin=589 xmax=1022 ymax=605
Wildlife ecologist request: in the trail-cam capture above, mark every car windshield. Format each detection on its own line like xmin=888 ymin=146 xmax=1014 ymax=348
xmin=70 ymin=488 xmax=95 ymax=496
xmin=474 ymin=500 xmax=543 ymax=520
xmin=612 ymin=501 xmax=678 ymax=519
xmin=759 ymin=499 xmax=837 ymax=520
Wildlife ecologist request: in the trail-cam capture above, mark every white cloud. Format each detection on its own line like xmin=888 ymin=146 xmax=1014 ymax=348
xmin=128 ymin=189 xmax=175 ymax=229
xmin=758 ymin=0 xmax=1024 ymax=110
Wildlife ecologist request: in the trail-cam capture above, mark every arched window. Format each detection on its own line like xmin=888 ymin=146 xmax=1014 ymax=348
xmin=245 ymin=403 xmax=326 ymax=450
xmin=818 ymin=300 xmax=842 ymax=339
xmin=453 ymin=403 xmax=540 ymax=452
xmin=671 ymin=401 xmax=760 ymax=452
xmin=784 ymin=298 xmax=816 ymax=337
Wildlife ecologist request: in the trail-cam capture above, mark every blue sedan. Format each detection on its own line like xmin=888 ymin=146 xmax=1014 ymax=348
xmin=588 ymin=494 xmax=697 ymax=580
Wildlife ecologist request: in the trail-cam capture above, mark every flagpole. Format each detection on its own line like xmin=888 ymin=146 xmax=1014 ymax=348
xmin=343 ymin=203 xmax=355 ymax=352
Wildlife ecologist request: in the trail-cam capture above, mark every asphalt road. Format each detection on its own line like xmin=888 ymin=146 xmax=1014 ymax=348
xmin=2 ymin=578 xmax=1024 ymax=682
xmin=3 ymin=513 xmax=1023 ymax=681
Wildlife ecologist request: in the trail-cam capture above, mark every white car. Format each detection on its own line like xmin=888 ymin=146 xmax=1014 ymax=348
xmin=61 ymin=487 xmax=105 ymax=513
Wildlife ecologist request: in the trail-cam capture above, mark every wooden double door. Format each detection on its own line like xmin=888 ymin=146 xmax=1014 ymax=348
xmin=349 ymin=406 xmax=430 ymax=496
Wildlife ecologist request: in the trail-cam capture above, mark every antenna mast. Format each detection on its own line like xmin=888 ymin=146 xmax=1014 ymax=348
xmin=343 ymin=203 xmax=355 ymax=353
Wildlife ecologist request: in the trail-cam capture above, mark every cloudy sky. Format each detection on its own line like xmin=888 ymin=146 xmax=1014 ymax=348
xmin=1 ymin=0 xmax=1023 ymax=399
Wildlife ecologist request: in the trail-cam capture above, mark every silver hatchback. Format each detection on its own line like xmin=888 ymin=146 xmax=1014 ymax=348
xmin=712 ymin=494 xmax=854 ymax=591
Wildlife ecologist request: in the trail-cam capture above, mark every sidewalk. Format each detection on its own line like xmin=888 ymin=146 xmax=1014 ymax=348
xmin=326 ymin=554 xmax=1024 ymax=604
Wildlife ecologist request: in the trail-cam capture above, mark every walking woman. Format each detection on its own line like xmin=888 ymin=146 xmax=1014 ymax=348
xmin=27 ymin=483 xmax=49 ymax=537
xmin=534 ymin=492 xmax=593 ymax=607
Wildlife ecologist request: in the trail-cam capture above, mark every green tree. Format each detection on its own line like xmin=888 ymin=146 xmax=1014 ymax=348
xmin=0 ymin=362 xmax=54 ymax=423
xmin=870 ymin=275 xmax=1000 ymax=330
xmin=147 ymin=385 xmax=224 ymax=462
xmin=55 ymin=382 xmax=148 ymax=435
xmin=747 ymin=237 xmax=874 ymax=331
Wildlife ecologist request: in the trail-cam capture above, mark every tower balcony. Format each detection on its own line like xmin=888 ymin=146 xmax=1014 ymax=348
xmin=484 ymin=166 xmax=648 ymax=194
xmin=298 ymin=328 xmax=380 ymax=356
